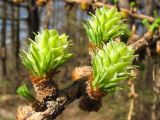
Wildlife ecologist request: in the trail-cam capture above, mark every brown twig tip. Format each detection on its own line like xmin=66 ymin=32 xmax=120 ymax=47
xmin=71 ymin=66 xmax=92 ymax=81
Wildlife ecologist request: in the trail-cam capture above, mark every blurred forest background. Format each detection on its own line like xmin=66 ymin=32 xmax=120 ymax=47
xmin=0 ymin=0 xmax=160 ymax=120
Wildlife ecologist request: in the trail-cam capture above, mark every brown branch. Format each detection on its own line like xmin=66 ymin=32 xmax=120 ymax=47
xmin=16 ymin=76 xmax=101 ymax=120
xmin=94 ymin=2 xmax=155 ymax=22
xmin=16 ymin=79 xmax=84 ymax=120
xmin=65 ymin=0 xmax=155 ymax=22
xmin=129 ymin=31 xmax=160 ymax=53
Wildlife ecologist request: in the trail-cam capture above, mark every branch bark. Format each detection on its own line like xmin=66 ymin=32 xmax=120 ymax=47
xmin=129 ymin=32 xmax=160 ymax=53
xmin=16 ymin=77 xmax=92 ymax=120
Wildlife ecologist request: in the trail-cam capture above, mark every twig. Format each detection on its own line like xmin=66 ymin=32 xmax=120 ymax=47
xmin=65 ymin=0 xmax=155 ymax=22
xmin=127 ymin=70 xmax=138 ymax=120
xmin=129 ymin=31 xmax=160 ymax=53
xmin=127 ymin=96 xmax=134 ymax=120
xmin=127 ymin=80 xmax=136 ymax=120
xmin=16 ymin=76 xmax=102 ymax=120
xmin=127 ymin=8 xmax=136 ymax=120
xmin=151 ymin=64 xmax=157 ymax=120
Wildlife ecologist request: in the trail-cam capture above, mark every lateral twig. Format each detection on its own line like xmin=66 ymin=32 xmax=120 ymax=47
xmin=65 ymin=0 xmax=155 ymax=22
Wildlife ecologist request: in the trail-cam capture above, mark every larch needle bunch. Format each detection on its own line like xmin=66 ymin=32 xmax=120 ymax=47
xmin=83 ymin=7 xmax=136 ymax=99
xmin=83 ymin=7 xmax=129 ymax=47
xmin=20 ymin=29 xmax=72 ymax=77
xmin=88 ymin=41 xmax=135 ymax=99
xmin=16 ymin=84 xmax=34 ymax=101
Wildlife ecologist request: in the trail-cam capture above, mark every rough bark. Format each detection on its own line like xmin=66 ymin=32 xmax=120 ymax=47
xmin=16 ymin=77 xmax=99 ymax=120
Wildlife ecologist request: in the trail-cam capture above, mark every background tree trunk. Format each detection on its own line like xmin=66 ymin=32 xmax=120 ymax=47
xmin=1 ymin=1 xmax=7 ymax=78
xmin=28 ymin=0 xmax=39 ymax=40
xmin=15 ymin=6 xmax=20 ymax=71
xmin=11 ymin=3 xmax=16 ymax=71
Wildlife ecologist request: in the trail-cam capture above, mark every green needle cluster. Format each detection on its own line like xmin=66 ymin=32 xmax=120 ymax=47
xmin=142 ymin=18 xmax=160 ymax=32
xmin=83 ymin=7 xmax=129 ymax=47
xmin=92 ymin=41 xmax=135 ymax=92
xmin=20 ymin=29 xmax=73 ymax=77
xmin=16 ymin=84 xmax=34 ymax=101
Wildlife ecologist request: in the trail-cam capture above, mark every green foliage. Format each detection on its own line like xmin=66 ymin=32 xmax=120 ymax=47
xmin=150 ymin=23 xmax=159 ymax=32
xmin=92 ymin=41 xmax=135 ymax=92
xmin=83 ymin=7 xmax=130 ymax=47
xmin=153 ymin=9 xmax=158 ymax=18
xmin=142 ymin=18 xmax=160 ymax=32
xmin=20 ymin=29 xmax=73 ymax=77
xmin=130 ymin=2 xmax=136 ymax=8
xmin=113 ymin=0 xmax=118 ymax=4
xmin=142 ymin=19 xmax=150 ymax=29
xmin=16 ymin=84 xmax=34 ymax=101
